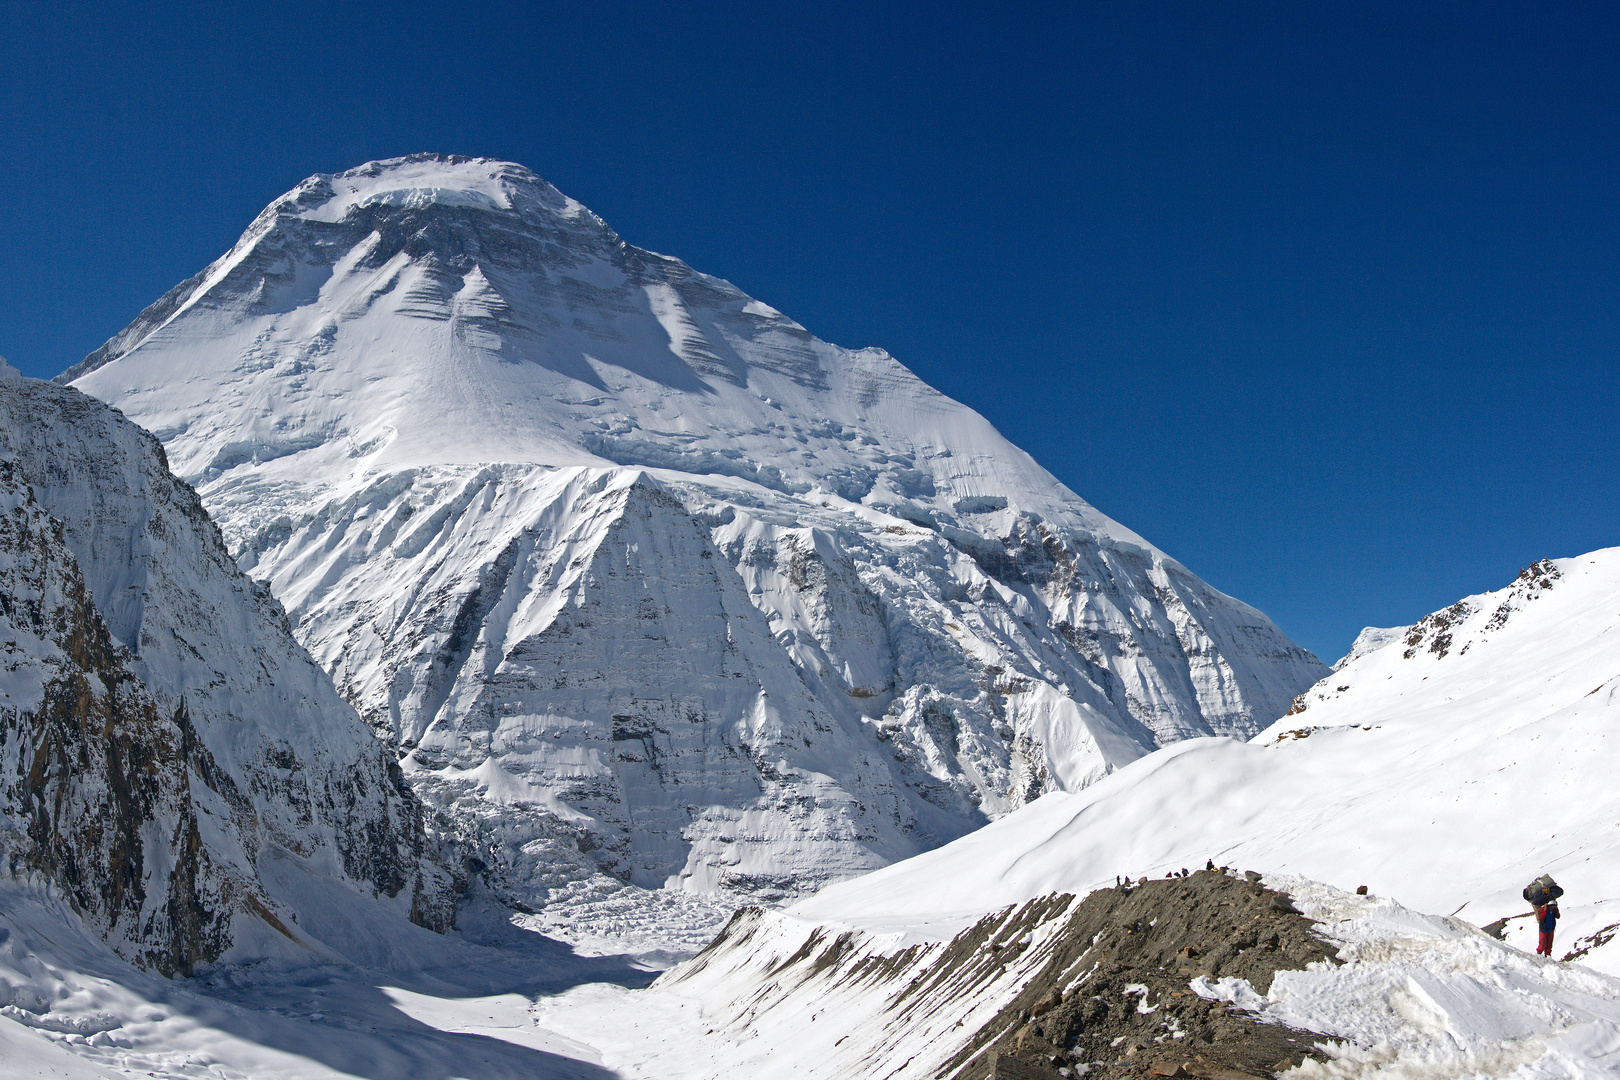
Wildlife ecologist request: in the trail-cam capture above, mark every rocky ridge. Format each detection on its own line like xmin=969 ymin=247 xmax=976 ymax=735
xmin=942 ymin=872 xmax=1338 ymax=1080
xmin=0 ymin=363 xmax=454 ymax=971
xmin=635 ymin=872 xmax=1341 ymax=1080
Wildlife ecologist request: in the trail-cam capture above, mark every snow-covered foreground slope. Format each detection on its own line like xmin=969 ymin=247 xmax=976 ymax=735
xmin=0 ymin=363 xmax=452 ymax=972
xmin=543 ymin=877 xmax=1620 ymax=1080
xmin=787 ymin=549 xmax=1620 ymax=965
xmin=528 ymin=550 xmax=1620 ymax=1080
xmin=11 ymin=865 xmax=1620 ymax=1080
xmin=0 ymin=875 xmax=637 ymax=1079
xmin=66 ymin=154 xmax=1326 ymax=913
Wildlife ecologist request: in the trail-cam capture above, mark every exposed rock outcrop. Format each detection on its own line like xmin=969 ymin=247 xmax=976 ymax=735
xmin=0 ymin=367 xmax=453 ymax=971
xmin=651 ymin=872 xmax=1339 ymax=1080
xmin=942 ymin=872 xmax=1336 ymax=1080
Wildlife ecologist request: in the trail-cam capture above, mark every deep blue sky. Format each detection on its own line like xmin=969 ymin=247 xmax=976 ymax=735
xmin=3 ymin=2 xmax=1616 ymax=662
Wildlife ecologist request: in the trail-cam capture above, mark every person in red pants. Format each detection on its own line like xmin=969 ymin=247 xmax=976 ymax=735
xmin=1536 ymin=897 xmax=1561 ymax=957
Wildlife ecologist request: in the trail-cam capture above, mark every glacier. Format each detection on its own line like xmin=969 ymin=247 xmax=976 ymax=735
xmin=65 ymin=153 xmax=1328 ymax=918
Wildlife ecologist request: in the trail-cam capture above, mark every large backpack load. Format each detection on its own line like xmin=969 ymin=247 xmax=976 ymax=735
xmin=1524 ymin=874 xmax=1564 ymax=907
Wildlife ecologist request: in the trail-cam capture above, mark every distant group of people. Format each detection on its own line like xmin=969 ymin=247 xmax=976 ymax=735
xmin=1114 ymin=860 xmax=1224 ymax=888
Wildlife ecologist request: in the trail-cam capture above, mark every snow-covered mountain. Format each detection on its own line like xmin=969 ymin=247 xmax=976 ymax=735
xmin=0 ymin=362 xmax=453 ymax=973
xmin=537 ymin=549 xmax=1620 ymax=1080
xmin=65 ymin=154 xmax=1327 ymax=909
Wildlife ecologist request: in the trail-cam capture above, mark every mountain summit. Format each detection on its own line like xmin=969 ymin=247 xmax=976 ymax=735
xmin=64 ymin=154 xmax=1157 ymax=541
xmin=67 ymin=154 xmax=1326 ymax=923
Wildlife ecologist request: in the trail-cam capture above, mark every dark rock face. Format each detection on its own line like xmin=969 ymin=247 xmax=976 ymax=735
xmin=0 ymin=373 xmax=455 ymax=971
xmin=0 ymin=464 xmax=254 ymax=974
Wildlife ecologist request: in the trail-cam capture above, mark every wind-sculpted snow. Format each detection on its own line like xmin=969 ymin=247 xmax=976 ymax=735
xmin=0 ymin=365 xmax=453 ymax=971
xmin=67 ymin=153 xmax=1326 ymax=911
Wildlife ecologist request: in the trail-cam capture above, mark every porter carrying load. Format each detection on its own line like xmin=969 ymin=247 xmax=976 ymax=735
xmin=1524 ymin=874 xmax=1564 ymax=907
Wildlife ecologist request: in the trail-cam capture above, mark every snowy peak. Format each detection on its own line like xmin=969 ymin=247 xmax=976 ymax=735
xmin=62 ymin=154 xmax=1142 ymax=554
xmin=65 ymin=155 xmax=1329 ymax=912
xmin=286 ymin=156 xmax=585 ymax=224
xmin=62 ymin=156 xmax=609 ymax=382
xmin=1326 ymin=558 xmax=1561 ymax=673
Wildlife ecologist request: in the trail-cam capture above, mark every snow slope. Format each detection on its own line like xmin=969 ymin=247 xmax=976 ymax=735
xmin=543 ymin=877 xmax=1620 ymax=1080
xmin=66 ymin=153 xmax=1326 ymax=912
xmin=791 ymin=549 xmax=1620 ymax=969
xmin=1332 ymin=625 xmax=1406 ymax=670
xmin=0 ymin=362 xmax=452 ymax=972
xmin=539 ymin=554 xmax=1620 ymax=1078
xmin=0 ymin=872 xmax=632 ymax=1080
